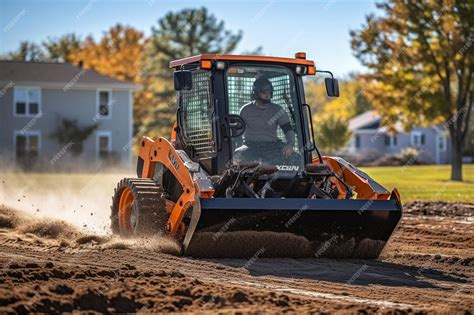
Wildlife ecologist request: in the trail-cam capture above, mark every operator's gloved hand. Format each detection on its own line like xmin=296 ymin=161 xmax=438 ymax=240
xmin=282 ymin=145 xmax=293 ymax=158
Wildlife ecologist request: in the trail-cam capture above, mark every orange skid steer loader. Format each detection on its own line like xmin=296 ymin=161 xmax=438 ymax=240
xmin=111 ymin=52 xmax=402 ymax=258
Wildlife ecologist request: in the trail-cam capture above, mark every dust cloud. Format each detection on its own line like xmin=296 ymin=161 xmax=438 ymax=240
xmin=0 ymin=171 xmax=127 ymax=234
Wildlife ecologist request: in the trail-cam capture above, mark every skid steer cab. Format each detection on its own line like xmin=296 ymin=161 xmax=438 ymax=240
xmin=111 ymin=52 xmax=402 ymax=258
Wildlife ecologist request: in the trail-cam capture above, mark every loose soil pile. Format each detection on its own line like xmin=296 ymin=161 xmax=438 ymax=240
xmin=404 ymin=201 xmax=474 ymax=217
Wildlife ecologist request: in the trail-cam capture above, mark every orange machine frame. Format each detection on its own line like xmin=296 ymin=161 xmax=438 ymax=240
xmin=312 ymin=157 xmax=396 ymax=201
xmin=137 ymin=52 xmax=396 ymax=236
xmin=169 ymin=53 xmax=315 ymax=68
xmin=138 ymin=135 xmax=396 ymax=236
xmin=138 ymin=136 xmax=214 ymax=235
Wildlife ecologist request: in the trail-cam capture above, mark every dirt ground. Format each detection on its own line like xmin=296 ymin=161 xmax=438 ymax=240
xmin=0 ymin=201 xmax=472 ymax=314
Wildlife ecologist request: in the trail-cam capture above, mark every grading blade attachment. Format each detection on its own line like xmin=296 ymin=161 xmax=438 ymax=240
xmin=182 ymin=197 xmax=402 ymax=258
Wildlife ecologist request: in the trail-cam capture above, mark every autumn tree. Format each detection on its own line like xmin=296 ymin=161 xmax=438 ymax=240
xmin=304 ymin=77 xmax=371 ymax=153
xmin=304 ymin=79 xmax=331 ymax=115
xmin=316 ymin=116 xmax=352 ymax=154
xmin=67 ymin=24 xmax=145 ymax=144
xmin=148 ymin=7 xmax=242 ymax=72
xmin=139 ymin=7 xmax=243 ymax=137
xmin=43 ymin=33 xmax=81 ymax=63
xmin=70 ymin=24 xmax=144 ymax=83
xmin=5 ymin=41 xmax=45 ymax=61
xmin=351 ymin=0 xmax=473 ymax=181
xmin=466 ymin=112 xmax=474 ymax=157
xmin=4 ymin=35 xmax=80 ymax=62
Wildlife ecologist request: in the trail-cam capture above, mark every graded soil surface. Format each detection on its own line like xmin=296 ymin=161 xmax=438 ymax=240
xmin=0 ymin=202 xmax=472 ymax=313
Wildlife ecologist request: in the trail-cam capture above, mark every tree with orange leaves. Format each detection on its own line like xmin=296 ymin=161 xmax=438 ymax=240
xmin=70 ymin=24 xmax=145 ymax=84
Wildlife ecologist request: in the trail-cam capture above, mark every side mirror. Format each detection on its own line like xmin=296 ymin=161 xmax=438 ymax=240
xmin=325 ymin=78 xmax=339 ymax=97
xmin=174 ymin=70 xmax=192 ymax=91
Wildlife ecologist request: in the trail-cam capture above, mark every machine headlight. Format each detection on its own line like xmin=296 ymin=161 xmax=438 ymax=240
xmin=296 ymin=65 xmax=307 ymax=75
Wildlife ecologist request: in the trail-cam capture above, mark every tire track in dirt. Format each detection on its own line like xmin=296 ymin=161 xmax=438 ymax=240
xmin=0 ymin=233 xmax=469 ymax=313
xmin=0 ymin=247 xmax=416 ymax=309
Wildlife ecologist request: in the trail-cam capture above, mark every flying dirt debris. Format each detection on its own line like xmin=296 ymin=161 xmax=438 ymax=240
xmin=110 ymin=53 xmax=402 ymax=258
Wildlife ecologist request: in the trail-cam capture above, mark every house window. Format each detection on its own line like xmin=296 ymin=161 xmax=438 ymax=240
xmin=97 ymin=90 xmax=112 ymax=118
xmin=14 ymin=87 xmax=41 ymax=116
xmin=14 ymin=131 xmax=40 ymax=164
xmin=355 ymin=134 xmax=361 ymax=149
xmin=411 ymin=132 xmax=425 ymax=146
xmin=97 ymin=131 xmax=112 ymax=159
xmin=384 ymin=134 xmax=397 ymax=146
xmin=439 ymin=136 xmax=447 ymax=152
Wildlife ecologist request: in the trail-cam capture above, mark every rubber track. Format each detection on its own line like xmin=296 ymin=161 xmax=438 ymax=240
xmin=110 ymin=178 xmax=167 ymax=235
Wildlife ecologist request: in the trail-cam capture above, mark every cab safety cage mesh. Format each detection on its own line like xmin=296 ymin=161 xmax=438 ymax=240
xmin=179 ymin=71 xmax=216 ymax=157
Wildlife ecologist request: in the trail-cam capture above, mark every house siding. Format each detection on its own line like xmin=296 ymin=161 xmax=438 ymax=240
xmin=439 ymin=136 xmax=450 ymax=164
xmin=349 ymin=127 xmax=451 ymax=164
xmin=347 ymin=110 xmax=454 ymax=165
xmin=351 ymin=131 xmax=385 ymax=157
xmin=409 ymin=127 xmax=437 ymax=164
xmin=0 ymin=84 xmax=131 ymax=168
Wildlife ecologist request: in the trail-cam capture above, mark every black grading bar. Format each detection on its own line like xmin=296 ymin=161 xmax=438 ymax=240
xmin=200 ymin=198 xmax=401 ymax=211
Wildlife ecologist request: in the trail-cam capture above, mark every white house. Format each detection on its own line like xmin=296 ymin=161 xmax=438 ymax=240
xmin=347 ymin=110 xmax=451 ymax=164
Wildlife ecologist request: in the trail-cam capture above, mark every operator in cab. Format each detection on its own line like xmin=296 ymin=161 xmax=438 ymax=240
xmin=236 ymin=77 xmax=295 ymax=163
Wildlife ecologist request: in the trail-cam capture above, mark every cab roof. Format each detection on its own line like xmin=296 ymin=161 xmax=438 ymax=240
xmin=169 ymin=53 xmax=315 ymax=68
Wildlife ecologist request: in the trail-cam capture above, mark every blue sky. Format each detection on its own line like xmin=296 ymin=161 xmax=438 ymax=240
xmin=0 ymin=0 xmax=377 ymax=76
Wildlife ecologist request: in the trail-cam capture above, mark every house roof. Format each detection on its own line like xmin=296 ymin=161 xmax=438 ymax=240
xmin=348 ymin=110 xmax=382 ymax=131
xmin=349 ymin=110 xmax=444 ymax=134
xmin=0 ymin=60 xmax=140 ymax=90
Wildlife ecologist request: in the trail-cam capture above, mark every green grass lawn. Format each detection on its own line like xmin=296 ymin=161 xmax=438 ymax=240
xmin=361 ymin=164 xmax=474 ymax=203
xmin=1 ymin=165 xmax=472 ymax=206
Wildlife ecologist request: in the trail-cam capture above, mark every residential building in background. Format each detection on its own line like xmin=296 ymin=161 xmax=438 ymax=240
xmin=347 ymin=110 xmax=451 ymax=164
xmin=0 ymin=61 xmax=139 ymax=170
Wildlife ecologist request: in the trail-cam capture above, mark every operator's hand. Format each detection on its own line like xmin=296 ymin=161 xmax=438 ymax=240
xmin=282 ymin=145 xmax=293 ymax=158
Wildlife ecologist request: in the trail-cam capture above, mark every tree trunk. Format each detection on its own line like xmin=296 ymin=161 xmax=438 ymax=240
xmin=450 ymin=130 xmax=463 ymax=181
